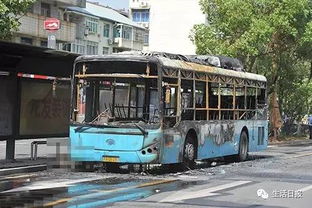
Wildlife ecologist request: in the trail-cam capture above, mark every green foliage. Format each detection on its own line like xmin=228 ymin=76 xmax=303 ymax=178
xmin=0 ymin=0 xmax=35 ymax=39
xmin=192 ymin=0 xmax=312 ymax=120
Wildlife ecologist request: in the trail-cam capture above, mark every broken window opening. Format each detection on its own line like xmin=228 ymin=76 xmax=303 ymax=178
xmin=73 ymin=61 xmax=160 ymax=128
xmin=181 ymin=79 xmax=194 ymax=121
xmin=163 ymin=78 xmax=178 ymax=128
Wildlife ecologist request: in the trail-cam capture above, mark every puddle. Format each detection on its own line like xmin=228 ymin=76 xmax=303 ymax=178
xmin=0 ymin=176 xmax=198 ymax=207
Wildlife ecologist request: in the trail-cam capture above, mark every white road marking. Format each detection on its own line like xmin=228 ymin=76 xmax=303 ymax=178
xmin=0 ymin=165 xmax=46 ymax=172
xmin=160 ymin=180 xmax=252 ymax=202
xmin=1 ymin=176 xmax=108 ymax=193
xmin=300 ymin=185 xmax=312 ymax=192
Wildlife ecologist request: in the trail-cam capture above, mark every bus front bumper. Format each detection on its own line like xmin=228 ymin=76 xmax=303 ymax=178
xmin=70 ymin=148 xmax=159 ymax=164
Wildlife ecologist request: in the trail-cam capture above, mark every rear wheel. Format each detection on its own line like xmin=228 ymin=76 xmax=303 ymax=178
xmin=182 ymin=135 xmax=197 ymax=169
xmin=237 ymin=131 xmax=248 ymax=161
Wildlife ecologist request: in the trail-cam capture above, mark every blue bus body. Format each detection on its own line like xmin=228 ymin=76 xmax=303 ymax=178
xmin=70 ymin=54 xmax=268 ymax=165
xmin=70 ymin=120 xmax=268 ymax=164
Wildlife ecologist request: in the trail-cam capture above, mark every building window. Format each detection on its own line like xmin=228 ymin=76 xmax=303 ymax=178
xmin=132 ymin=10 xmax=149 ymax=22
xmin=122 ymin=26 xmax=132 ymax=40
xmin=20 ymin=37 xmax=33 ymax=45
xmin=103 ymin=24 xmax=110 ymax=38
xmin=86 ymin=18 xmax=98 ymax=34
xmin=41 ymin=3 xmax=51 ymax=17
xmin=86 ymin=41 xmax=98 ymax=55
xmin=144 ymin=34 xmax=149 ymax=44
xmin=141 ymin=11 xmax=149 ymax=22
xmin=113 ymin=27 xmax=121 ymax=38
xmin=132 ymin=12 xmax=140 ymax=22
xmin=71 ymin=40 xmax=86 ymax=54
xmin=103 ymin=47 xmax=109 ymax=55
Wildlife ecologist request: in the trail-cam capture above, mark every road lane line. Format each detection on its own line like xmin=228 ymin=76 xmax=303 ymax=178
xmin=160 ymin=180 xmax=252 ymax=202
xmin=43 ymin=198 xmax=71 ymax=207
xmin=137 ymin=179 xmax=177 ymax=188
xmin=300 ymin=185 xmax=312 ymax=192
xmin=0 ymin=174 xmax=35 ymax=181
xmin=1 ymin=177 xmax=106 ymax=193
xmin=0 ymin=165 xmax=46 ymax=172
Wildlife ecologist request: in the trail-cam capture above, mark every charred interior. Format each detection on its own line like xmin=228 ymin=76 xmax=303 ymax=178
xmin=72 ymin=61 xmax=160 ymax=128
xmin=161 ymin=65 xmax=267 ymax=128
xmin=71 ymin=56 xmax=267 ymax=129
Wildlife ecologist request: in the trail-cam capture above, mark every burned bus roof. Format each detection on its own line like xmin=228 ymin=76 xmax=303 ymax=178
xmin=75 ymin=54 xmax=267 ymax=83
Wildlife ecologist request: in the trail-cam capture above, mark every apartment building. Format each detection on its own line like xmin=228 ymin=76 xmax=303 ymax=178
xmin=67 ymin=2 xmax=148 ymax=55
xmin=12 ymin=0 xmax=86 ymax=49
xmin=129 ymin=0 xmax=150 ymax=49
xmin=149 ymin=0 xmax=206 ymax=55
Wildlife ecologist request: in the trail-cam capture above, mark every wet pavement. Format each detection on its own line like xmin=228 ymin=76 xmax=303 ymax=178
xmin=0 ymin=139 xmax=312 ymax=208
xmin=0 ymin=171 xmax=197 ymax=207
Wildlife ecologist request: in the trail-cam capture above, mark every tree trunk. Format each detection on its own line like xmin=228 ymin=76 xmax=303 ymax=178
xmin=269 ymin=50 xmax=283 ymax=140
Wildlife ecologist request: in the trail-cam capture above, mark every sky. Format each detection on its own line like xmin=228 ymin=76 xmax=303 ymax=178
xmin=94 ymin=0 xmax=129 ymax=9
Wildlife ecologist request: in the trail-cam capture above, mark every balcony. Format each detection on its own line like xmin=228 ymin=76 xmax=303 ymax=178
xmin=18 ymin=13 xmax=76 ymax=43
xmin=113 ymin=38 xmax=144 ymax=51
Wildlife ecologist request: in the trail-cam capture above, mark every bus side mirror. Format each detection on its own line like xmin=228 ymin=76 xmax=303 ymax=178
xmin=165 ymin=87 xmax=171 ymax=104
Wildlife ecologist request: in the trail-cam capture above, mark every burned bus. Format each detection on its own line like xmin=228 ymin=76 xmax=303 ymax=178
xmin=69 ymin=52 xmax=268 ymax=169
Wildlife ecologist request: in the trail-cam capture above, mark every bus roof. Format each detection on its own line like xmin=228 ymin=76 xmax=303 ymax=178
xmin=75 ymin=53 xmax=267 ymax=83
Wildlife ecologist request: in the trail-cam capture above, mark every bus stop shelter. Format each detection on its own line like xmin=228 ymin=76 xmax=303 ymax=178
xmin=0 ymin=41 xmax=78 ymax=160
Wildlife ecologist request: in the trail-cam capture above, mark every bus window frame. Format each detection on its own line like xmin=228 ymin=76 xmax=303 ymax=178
xmin=160 ymin=66 xmax=267 ymax=124
xmin=70 ymin=59 xmax=163 ymax=127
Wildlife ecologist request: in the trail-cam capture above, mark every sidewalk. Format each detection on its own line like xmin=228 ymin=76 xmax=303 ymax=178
xmin=0 ymin=138 xmax=68 ymax=176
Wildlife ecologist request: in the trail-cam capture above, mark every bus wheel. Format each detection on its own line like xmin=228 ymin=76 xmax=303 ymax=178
xmin=183 ymin=135 xmax=197 ymax=169
xmin=237 ymin=131 xmax=248 ymax=162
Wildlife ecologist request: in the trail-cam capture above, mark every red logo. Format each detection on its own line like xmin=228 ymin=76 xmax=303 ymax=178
xmin=44 ymin=18 xmax=60 ymax=31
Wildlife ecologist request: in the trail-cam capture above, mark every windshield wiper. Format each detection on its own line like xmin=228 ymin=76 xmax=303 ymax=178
xmin=134 ymin=123 xmax=148 ymax=136
xmin=74 ymin=123 xmax=119 ymax=133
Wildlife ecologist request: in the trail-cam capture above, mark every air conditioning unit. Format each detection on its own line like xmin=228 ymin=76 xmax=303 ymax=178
xmin=107 ymin=39 xmax=113 ymax=45
xmin=140 ymin=1 xmax=148 ymax=7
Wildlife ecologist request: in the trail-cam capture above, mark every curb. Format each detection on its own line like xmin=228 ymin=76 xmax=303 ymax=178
xmin=0 ymin=164 xmax=47 ymax=176
xmin=269 ymin=139 xmax=312 ymax=146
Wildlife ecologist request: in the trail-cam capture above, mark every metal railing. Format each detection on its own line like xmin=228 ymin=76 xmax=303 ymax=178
xmin=30 ymin=141 xmax=47 ymax=160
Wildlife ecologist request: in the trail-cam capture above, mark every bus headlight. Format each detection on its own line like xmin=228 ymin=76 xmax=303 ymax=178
xmin=141 ymin=143 xmax=159 ymax=155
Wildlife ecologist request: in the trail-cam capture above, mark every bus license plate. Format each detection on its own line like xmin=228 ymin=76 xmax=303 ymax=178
xmin=103 ymin=156 xmax=119 ymax=163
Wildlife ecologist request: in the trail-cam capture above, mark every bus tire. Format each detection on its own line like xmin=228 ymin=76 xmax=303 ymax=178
xmin=182 ymin=134 xmax=197 ymax=169
xmin=236 ymin=131 xmax=248 ymax=162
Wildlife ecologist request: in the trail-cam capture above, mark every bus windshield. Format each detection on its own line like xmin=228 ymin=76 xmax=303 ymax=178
xmin=72 ymin=61 xmax=160 ymax=128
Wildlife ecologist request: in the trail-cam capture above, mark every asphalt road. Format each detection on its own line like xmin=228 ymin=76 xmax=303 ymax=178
xmin=0 ymin=139 xmax=312 ymax=208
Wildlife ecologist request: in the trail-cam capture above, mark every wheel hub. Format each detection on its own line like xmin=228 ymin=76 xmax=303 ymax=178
xmin=185 ymin=143 xmax=194 ymax=160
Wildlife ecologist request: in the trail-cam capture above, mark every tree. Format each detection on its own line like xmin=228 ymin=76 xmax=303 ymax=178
xmin=191 ymin=0 xmax=312 ymax=138
xmin=0 ymin=0 xmax=35 ymax=39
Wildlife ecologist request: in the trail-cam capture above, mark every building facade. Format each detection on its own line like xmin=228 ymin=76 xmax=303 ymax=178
xmin=129 ymin=0 xmax=150 ymax=49
xmin=13 ymin=0 xmax=86 ymax=50
xmin=67 ymin=2 xmax=148 ymax=55
xmin=12 ymin=1 xmax=147 ymax=55
xmin=149 ymin=0 xmax=206 ymax=55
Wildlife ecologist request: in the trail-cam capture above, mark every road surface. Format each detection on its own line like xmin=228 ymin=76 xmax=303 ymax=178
xmin=0 ymin=140 xmax=312 ymax=207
